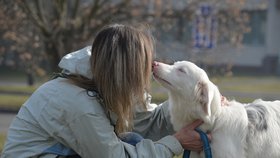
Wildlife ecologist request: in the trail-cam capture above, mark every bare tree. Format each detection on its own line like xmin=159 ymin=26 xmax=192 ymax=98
xmin=0 ymin=0 xmax=257 ymax=79
xmin=16 ymin=0 xmax=137 ymax=72
xmin=0 ymin=1 xmax=44 ymax=85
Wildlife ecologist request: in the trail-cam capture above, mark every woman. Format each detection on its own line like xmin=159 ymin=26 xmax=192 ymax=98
xmin=2 ymin=24 xmax=206 ymax=158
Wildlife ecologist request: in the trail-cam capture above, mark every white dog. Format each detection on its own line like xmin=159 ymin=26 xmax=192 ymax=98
xmin=152 ymin=61 xmax=280 ymax=158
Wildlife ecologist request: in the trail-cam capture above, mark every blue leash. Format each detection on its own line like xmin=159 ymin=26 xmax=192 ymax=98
xmin=183 ymin=128 xmax=212 ymax=158
xmin=119 ymin=129 xmax=211 ymax=158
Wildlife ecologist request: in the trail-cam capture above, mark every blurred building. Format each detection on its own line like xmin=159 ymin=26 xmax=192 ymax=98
xmin=265 ymin=0 xmax=280 ymax=74
xmin=153 ymin=0 xmax=280 ymax=75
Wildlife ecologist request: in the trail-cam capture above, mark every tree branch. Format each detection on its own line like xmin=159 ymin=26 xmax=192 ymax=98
xmin=71 ymin=0 xmax=80 ymax=19
xmin=19 ymin=0 xmax=51 ymax=37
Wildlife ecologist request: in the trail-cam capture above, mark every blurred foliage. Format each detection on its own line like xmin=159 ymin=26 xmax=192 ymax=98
xmin=0 ymin=0 xmax=260 ymax=77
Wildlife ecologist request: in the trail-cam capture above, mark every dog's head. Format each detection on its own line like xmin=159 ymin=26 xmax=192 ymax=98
xmin=152 ymin=61 xmax=221 ymax=119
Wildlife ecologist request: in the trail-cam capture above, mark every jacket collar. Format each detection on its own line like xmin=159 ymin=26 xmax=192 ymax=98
xmin=58 ymin=46 xmax=92 ymax=79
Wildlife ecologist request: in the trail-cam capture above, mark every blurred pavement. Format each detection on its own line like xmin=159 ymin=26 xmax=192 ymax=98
xmin=0 ymin=113 xmax=16 ymax=134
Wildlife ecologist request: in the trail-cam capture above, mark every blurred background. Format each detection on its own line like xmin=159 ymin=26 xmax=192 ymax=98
xmin=0 ymin=0 xmax=280 ymax=154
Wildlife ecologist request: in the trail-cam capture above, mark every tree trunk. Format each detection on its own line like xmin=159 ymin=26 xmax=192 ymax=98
xmin=24 ymin=56 xmax=36 ymax=86
xmin=26 ymin=70 xmax=34 ymax=86
xmin=45 ymin=41 xmax=62 ymax=73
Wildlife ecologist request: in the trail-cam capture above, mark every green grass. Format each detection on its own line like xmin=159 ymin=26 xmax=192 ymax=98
xmin=0 ymin=133 xmax=7 ymax=154
xmin=0 ymin=85 xmax=37 ymax=94
xmin=212 ymin=76 xmax=280 ymax=93
xmin=0 ymin=75 xmax=278 ymax=110
xmin=150 ymin=92 xmax=168 ymax=104
xmin=0 ymin=94 xmax=29 ymax=109
xmin=174 ymin=155 xmax=183 ymax=158
xmin=0 ymin=84 xmax=39 ymax=110
xmin=0 ymin=75 xmax=279 ymax=153
xmin=221 ymin=85 xmax=280 ymax=93
xmin=150 ymin=75 xmax=280 ymax=104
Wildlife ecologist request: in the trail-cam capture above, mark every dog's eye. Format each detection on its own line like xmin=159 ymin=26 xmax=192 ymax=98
xmin=178 ymin=68 xmax=186 ymax=73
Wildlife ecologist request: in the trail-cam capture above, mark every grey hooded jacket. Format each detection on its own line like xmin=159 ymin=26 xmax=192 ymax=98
xmin=1 ymin=46 xmax=183 ymax=158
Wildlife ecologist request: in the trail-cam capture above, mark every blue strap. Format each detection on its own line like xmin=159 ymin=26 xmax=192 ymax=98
xmin=119 ymin=132 xmax=144 ymax=146
xmin=183 ymin=149 xmax=191 ymax=158
xmin=43 ymin=143 xmax=80 ymax=157
xmin=119 ymin=130 xmax=211 ymax=158
xmin=183 ymin=128 xmax=212 ymax=158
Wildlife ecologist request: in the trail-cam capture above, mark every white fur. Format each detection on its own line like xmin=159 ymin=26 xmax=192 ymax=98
xmin=152 ymin=61 xmax=280 ymax=158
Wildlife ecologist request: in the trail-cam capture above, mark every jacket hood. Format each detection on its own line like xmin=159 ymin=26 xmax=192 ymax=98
xmin=58 ymin=46 xmax=92 ymax=79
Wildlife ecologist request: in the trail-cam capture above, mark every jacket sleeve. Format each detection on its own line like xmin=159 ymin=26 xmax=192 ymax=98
xmin=133 ymin=101 xmax=176 ymax=141
xmin=68 ymin=111 xmax=183 ymax=158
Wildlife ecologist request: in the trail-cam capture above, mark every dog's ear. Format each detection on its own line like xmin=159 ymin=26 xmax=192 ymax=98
xmin=195 ymin=80 xmax=212 ymax=116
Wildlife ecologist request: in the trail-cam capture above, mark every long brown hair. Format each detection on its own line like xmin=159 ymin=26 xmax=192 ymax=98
xmin=69 ymin=24 xmax=154 ymax=135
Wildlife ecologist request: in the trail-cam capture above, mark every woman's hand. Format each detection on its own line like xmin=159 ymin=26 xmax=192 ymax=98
xmin=173 ymin=120 xmax=211 ymax=151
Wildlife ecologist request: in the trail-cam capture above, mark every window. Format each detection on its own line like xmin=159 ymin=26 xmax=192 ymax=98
xmin=242 ymin=10 xmax=267 ymax=46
